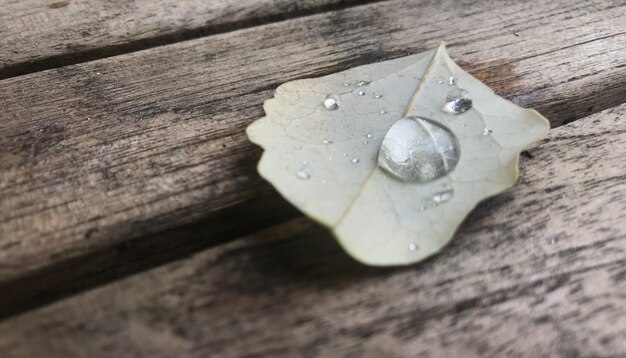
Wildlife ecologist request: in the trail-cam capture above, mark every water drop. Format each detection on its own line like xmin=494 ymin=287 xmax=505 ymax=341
xmin=351 ymin=158 xmax=360 ymax=164
xmin=323 ymin=97 xmax=338 ymax=110
xmin=449 ymin=76 xmax=457 ymax=85
xmin=482 ymin=127 xmax=493 ymax=135
xmin=437 ymin=78 xmax=445 ymax=84
xmin=343 ymin=81 xmax=351 ymax=87
xmin=358 ymin=80 xmax=370 ymax=86
xmin=443 ymin=88 xmax=472 ymax=114
xmin=374 ymin=93 xmax=383 ymax=99
xmin=378 ymin=117 xmax=461 ymax=182
xmin=380 ymin=109 xmax=387 ymax=114
xmin=365 ymin=132 xmax=373 ymax=139
xmin=296 ymin=168 xmax=311 ymax=180
xmin=431 ymin=189 xmax=454 ymax=204
xmin=322 ymin=138 xmax=333 ymax=145
xmin=357 ymin=90 xmax=366 ymax=96
xmin=342 ymin=153 xmax=348 ymax=157
xmin=408 ymin=243 xmax=418 ymax=251
xmin=363 ymin=140 xmax=369 ymax=144
xmin=302 ymin=160 xmax=309 ymax=166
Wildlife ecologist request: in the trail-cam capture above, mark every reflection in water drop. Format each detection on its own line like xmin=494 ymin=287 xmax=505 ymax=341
xmin=378 ymin=117 xmax=461 ymax=182
xmin=443 ymin=88 xmax=472 ymax=114
xmin=323 ymin=97 xmax=338 ymax=110
xmin=296 ymin=168 xmax=311 ymax=180
xmin=431 ymin=189 xmax=454 ymax=204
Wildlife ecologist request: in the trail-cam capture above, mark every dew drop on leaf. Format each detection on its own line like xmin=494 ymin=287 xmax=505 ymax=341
xmin=323 ymin=97 xmax=338 ymax=110
xmin=378 ymin=117 xmax=461 ymax=182
xmin=296 ymin=168 xmax=311 ymax=180
xmin=431 ymin=189 xmax=454 ymax=204
xmin=443 ymin=88 xmax=472 ymax=114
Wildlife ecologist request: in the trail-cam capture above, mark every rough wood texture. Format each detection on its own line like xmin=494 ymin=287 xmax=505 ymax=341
xmin=1 ymin=0 xmax=626 ymax=315
xmin=0 ymin=106 xmax=623 ymax=357
xmin=0 ymin=0 xmax=378 ymax=79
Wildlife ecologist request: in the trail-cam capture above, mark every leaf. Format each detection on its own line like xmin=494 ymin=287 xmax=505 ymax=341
xmin=247 ymin=42 xmax=549 ymax=266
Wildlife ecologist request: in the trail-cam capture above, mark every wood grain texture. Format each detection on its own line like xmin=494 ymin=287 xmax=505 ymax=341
xmin=1 ymin=0 xmax=626 ymax=315
xmin=0 ymin=105 xmax=624 ymax=357
xmin=0 ymin=0 xmax=380 ymax=79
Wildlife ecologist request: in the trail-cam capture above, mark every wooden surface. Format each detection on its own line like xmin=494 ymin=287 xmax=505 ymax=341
xmin=0 ymin=0 xmax=625 ymax=355
xmin=0 ymin=0 xmax=375 ymax=79
xmin=0 ymin=105 xmax=624 ymax=357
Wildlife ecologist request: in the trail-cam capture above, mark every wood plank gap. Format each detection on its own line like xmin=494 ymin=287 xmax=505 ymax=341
xmin=0 ymin=0 xmax=388 ymax=80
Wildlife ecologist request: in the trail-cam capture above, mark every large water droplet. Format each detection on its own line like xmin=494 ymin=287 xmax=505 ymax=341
xmin=443 ymin=88 xmax=472 ymax=114
xmin=378 ymin=117 xmax=461 ymax=182
xmin=296 ymin=168 xmax=311 ymax=180
xmin=323 ymin=97 xmax=338 ymax=110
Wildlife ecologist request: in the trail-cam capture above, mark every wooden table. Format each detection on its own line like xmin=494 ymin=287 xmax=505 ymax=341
xmin=0 ymin=0 xmax=625 ymax=356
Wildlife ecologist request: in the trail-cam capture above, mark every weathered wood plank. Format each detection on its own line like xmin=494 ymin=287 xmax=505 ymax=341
xmin=1 ymin=0 xmax=626 ymax=315
xmin=0 ymin=105 xmax=623 ymax=357
xmin=0 ymin=0 xmax=379 ymax=79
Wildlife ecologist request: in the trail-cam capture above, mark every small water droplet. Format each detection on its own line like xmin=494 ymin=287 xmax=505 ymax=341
xmin=408 ymin=243 xmax=418 ymax=251
xmin=351 ymin=158 xmax=360 ymax=164
xmin=482 ymin=127 xmax=493 ymax=135
xmin=365 ymin=132 xmax=373 ymax=139
xmin=358 ymin=80 xmax=369 ymax=86
xmin=343 ymin=81 xmax=351 ymax=87
xmin=357 ymin=90 xmax=366 ymax=96
xmin=302 ymin=160 xmax=309 ymax=166
xmin=363 ymin=140 xmax=369 ymax=144
xmin=342 ymin=153 xmax=348 ymax=157
xmin=322 ymin=138 xmax=333 ymax=145
xmin=431 ymin=189 xmax=454 ymax=204
xmin=296 ymin=169 xmax=310 ymax=180
xmin=374 ymin=93 xmax=383 ymax=99
xmin=380 ymin=109 xmax=387 ymax=114
xmin=449 ymin=76 xmax=457 ymax=85
xmin=437 ymin=78 xmax=445 ymax=84
xmin=323 ymin=97 xmax=338 ymax=110
xmin=443 ymin=88 xmax=472 ymax=114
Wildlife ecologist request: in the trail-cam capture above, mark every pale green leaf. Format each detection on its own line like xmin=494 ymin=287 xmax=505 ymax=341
xmin=247 ymin=43 xmax=549 ymax=266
